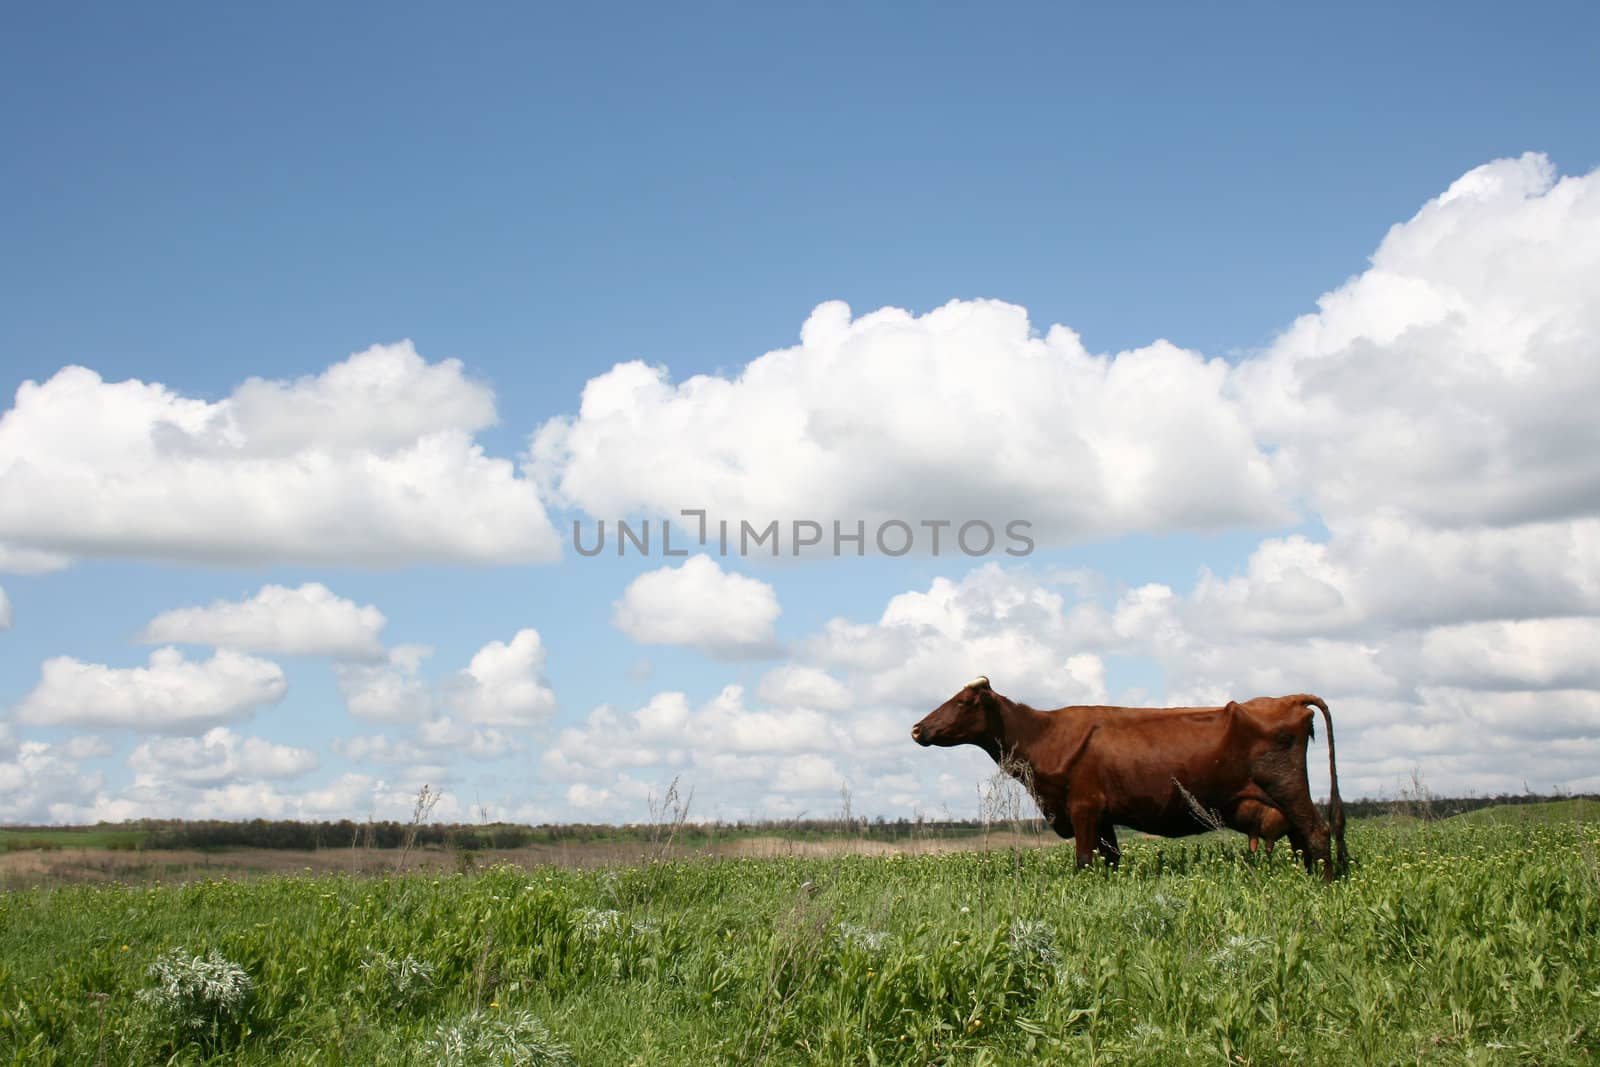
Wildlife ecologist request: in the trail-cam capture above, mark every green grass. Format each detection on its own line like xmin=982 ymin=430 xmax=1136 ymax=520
xmin=2 ymin=818 xmax=1598 ymax=1065
xmin=0 ymin=828 xmax=147 ymax=851
xmin=1453 ymin=798 xmax=1600 ymax=827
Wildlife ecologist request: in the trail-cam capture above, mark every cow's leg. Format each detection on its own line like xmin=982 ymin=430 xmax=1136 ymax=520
xmin=1069 ymin=804 xmax=1101 ymax=869
xmin=1248 ymin=835 xmax=1260 ymax=854
xmin=1096 ymin=817 xmax=1121 ymax=868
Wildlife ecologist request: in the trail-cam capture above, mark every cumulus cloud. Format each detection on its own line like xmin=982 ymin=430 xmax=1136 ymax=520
xmin=128 ymin=728 xmax=317 ymax=785
xmin=1237 ymin=153 xmax=1600 ymax=529
xmin=332 ymin=734 xmax=429 ymax=766
xmin=0 ymin=547 xmax=69 ymax=579
xmin=612 ymin=555 xmax=781 ymax=658
xmin=415 ymin=717 xmax=523 ymax=759
xmin=1413 ymin=619 xmax=1600 ymax=691
xmin=544 ymin=686 xmax=840 ymax=774
xmin=334 ymin=631 xmax=557 ymax=733
xmin=566 ymin=782 xmax=614 ymax=811
xmin=774 ymin=754 xmax=845 ymax=795
xmin=13 ymin=648 xmax=287 ymax=732
xmin=61 ymin=735 xmax=114 ymax=760
xmin=531 ymin=300 xmax=1286 ymax=548
xmin=0 ymin=741 xmax=106 ymax=822
xmin=334 ymin=645 xmax=435 ymax=722
xmin=756 ymin=665 xmax=851 ymax=710
xmin=1188 ymin=517 xmax=1600 ymax=639
xmin=0 ymin=544 xmax=69 ymax=575
xmin=0 ymin=342 xmax=561 ymax=567
xmin=801 ymin=563 xmax=1109 ymax=710
xmin=140 ymin=583 xmax=387 ymax=660
xmin=442 ymin=629 xmax=557 ymax=726
xmin=540 ymin=685 xmax=866 ymax=821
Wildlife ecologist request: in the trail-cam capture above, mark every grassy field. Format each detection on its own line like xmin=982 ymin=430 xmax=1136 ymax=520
xmin=1 ymin=812 xmax=1597 ymax=1065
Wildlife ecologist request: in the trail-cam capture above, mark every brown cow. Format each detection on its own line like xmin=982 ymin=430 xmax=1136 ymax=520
xmin=911 ymin=677 xmax=1348 ymax=880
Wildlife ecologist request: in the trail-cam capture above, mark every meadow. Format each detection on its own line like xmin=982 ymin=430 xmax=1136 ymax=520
xmin=1 ymin=810 xmax=1597 ymax=1065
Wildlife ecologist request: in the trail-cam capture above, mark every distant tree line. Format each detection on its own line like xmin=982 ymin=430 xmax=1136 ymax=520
xmin=78 ymin=814 xmax=993 ymax=852
xmin=18 ymin=792 xmax=1593 ymax=852
xmin=1337 ymin=790 xmax=1597 ymax=821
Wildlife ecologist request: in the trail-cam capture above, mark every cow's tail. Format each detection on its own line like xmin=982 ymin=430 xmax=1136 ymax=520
xmin=1295 ymin=694 xmax=1348 ymax=876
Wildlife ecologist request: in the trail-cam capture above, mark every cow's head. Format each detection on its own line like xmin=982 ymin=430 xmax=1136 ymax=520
xmin=911 ymin=676 xmax=998 ymax=747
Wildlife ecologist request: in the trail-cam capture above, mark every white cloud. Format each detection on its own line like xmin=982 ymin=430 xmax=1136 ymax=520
xmin=335 ymin=645 xmax=434 ymax=722
xmin=802 ymin=563 xmax=1109 ymax=710
xmin=1417 ymin=688 xmax=1600 ymax=741
xmin=128 ymin=728 xmax=317 ymax=785
xmin=540 ymin=685 xmax=843 ymax=786
xmin=415 ymin=717 xmax=523 ymax=759
xmin=757 ymin=665 xmax=850 ymax=710
xmin=566 ymin=782 xmax=613 ymax=811
xmin=221 ymin=340 xmax=499 ymax=453
xmin=13 ymin=648 xmax=287 ymax=732
xmin=0 ymin=585 xmax=9 ymax=630
xmin=336 ymin=632 xmax=557 ymax=730
xmin=61 ymin=735 xmax=113 ymax=760
xmin=1188 ymin=516 xmax=1600 ymax=638
xmin=443 ymin=629 xmax=557 ymax=726
xmin=692 ymin=686 xmax=836 ymax=754
xmin=0 ymin=741 xmax=106 ymax=823
xmin=0 ymin=342 xmax=561 ymax=567
xmin=612 ymin=555 xmax=781 ymax=658
xmin=0 ymin=543 xmax=70 ymax=575
xmin=332 ymin=734 xmax=428 ymax=766
xmin=774 ymin=754 xmax=845 ymax=795
xmin=541 ymin=695 xmax=690 ymax=778
xmin=1237 ymin=153 xmax=1600 ymax=529
xmin=140 ymin=583 xmax=387 ymax=660
xmin=1414 ymin=619 xmax=1600 ymax=691
xmin=531 ymin=300 xmax=1285 ymax=547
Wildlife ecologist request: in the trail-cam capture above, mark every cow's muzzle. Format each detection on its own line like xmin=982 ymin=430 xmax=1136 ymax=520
xmin=911 ymin=723 xmax=930 ymax=746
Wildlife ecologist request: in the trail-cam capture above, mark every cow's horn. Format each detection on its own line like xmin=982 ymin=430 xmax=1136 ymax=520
xmin=965 ymin=675 xmax=990 ymax=689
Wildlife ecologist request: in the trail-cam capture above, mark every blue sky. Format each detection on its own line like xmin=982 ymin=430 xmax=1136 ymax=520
xmin=3 ymin=3 xmax=1599 ymax=825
